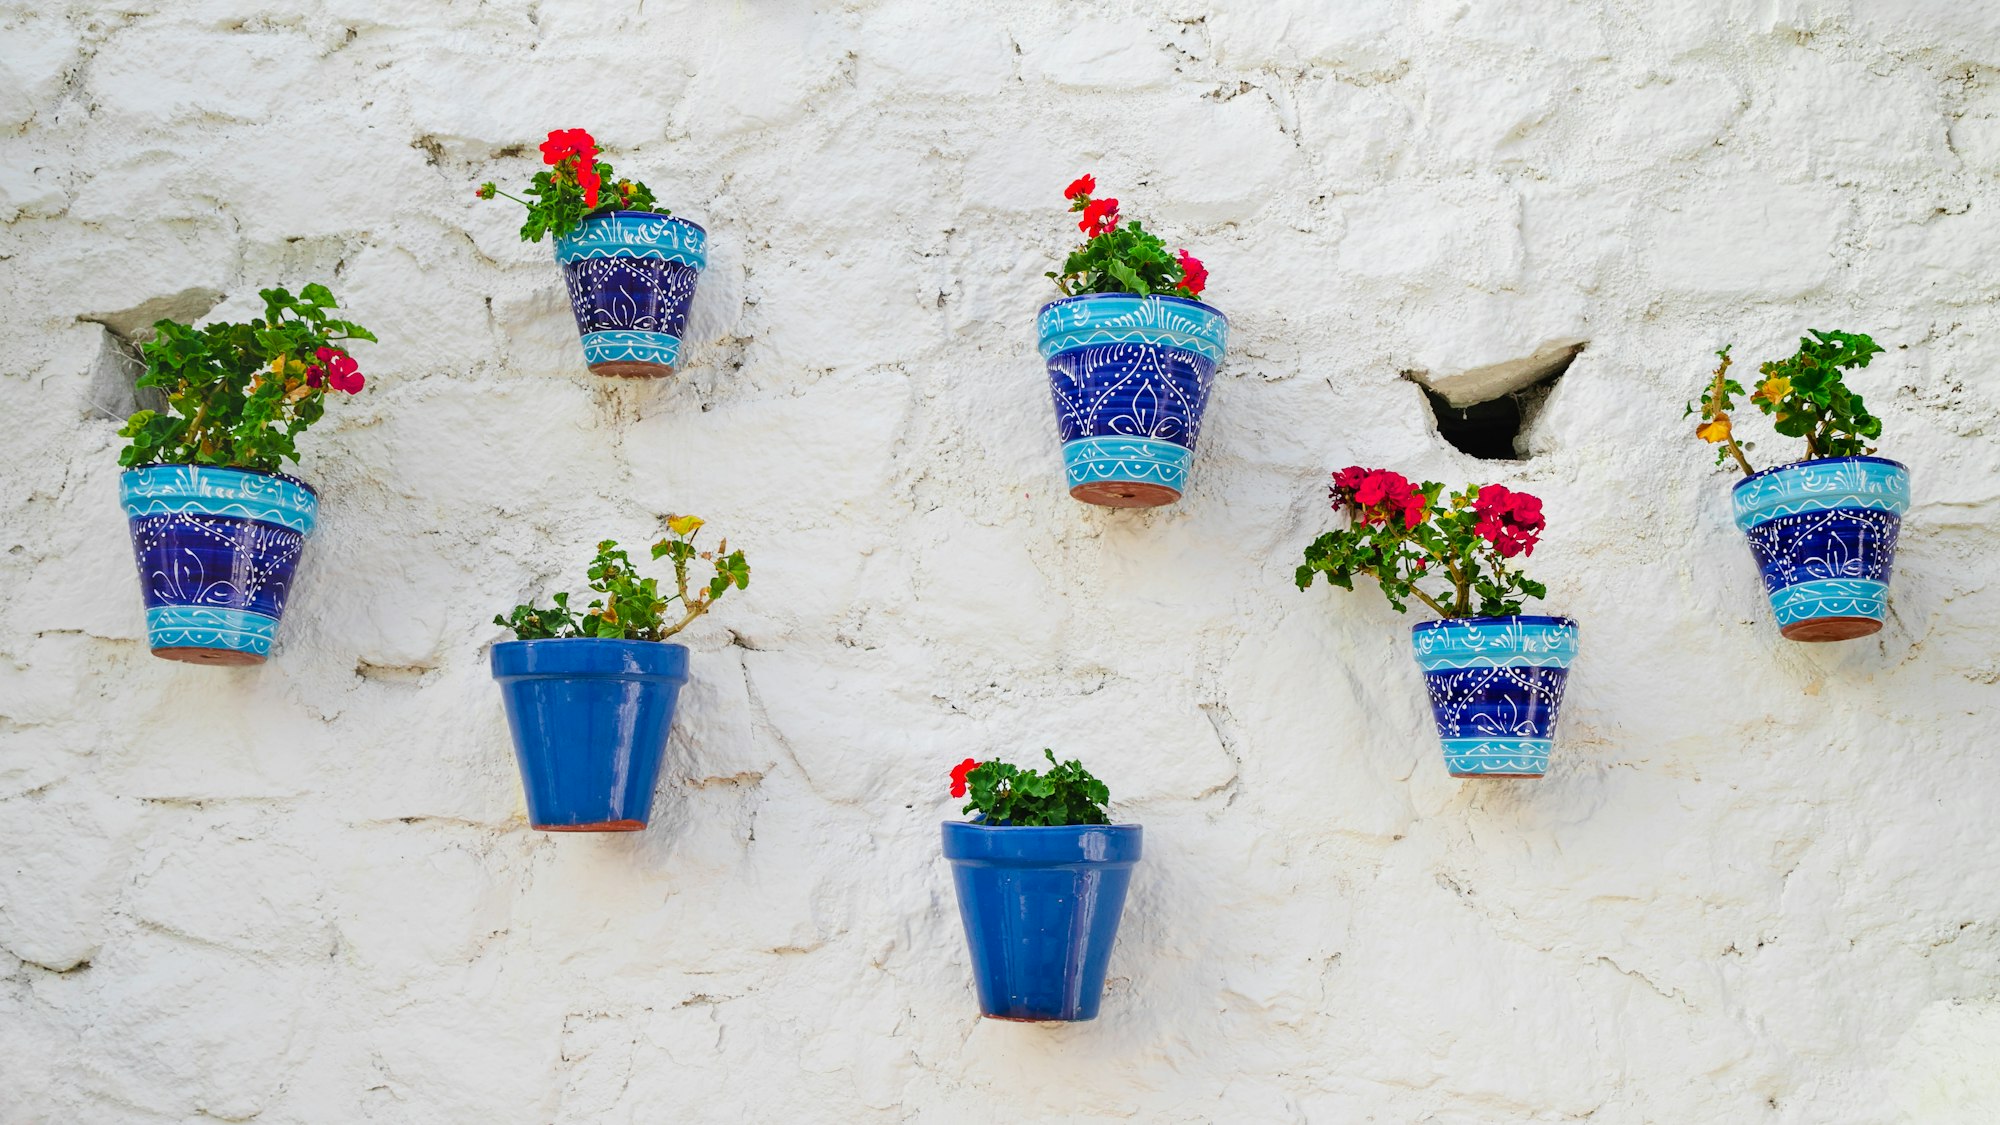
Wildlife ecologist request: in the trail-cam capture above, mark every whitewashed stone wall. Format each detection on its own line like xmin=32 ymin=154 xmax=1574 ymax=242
xmin=4 ymin=1 xmax=2000 ymax=1121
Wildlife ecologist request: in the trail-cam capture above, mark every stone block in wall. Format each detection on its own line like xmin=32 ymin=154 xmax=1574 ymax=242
xmin=856 ymin=1 xmax=1013 ymax=96
xmin=1205 ymin=0 xmax=1407 ymax=79
xmin=0 ymin=789 xmax=143 ymax=972
xmin=1018 ymin=11 xmax=1175 ymax=91
xmin=74 ymin=937 xmax=301 ymax=1120
xmin=1645 ymin=179 xmax=1844 ymax=299
xmin=1337 ymin=181 xmax=1525 ymax=292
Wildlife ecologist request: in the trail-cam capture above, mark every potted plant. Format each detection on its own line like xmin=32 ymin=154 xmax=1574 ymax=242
xmin=114 ymin=285 xmax=375 ymax=665
xmin=1691 ymin=330 xmax=1910 ymax=641
xmin=940 ymin=751 xmax=1141 ymax=1022
xmin=1297 ymin=469 xmax=1578 ymax=778
xmin=491 ymin=519 xmax=748 ymax=832
xmin=478 ymin=127 xmax=706 ymax=377
xmin=1037 ymin=174 xmax=1225 ymax=508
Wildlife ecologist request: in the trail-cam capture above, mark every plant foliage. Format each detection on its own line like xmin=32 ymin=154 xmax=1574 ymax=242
xmin=1296 ymin=468 xmax=1550 ymax=619
xmin=1047 ymin=173 xmax=1208 ymax=300
xmin=478 ymin=127 xmax=667 ymax=243
xmin=495 ymin=516 xmax=750 ymax=643
xmin=1691 ymin=329 xmax=1886 ymax=474
xmin=951 ymin=751 xmax=1111 ymax=827
xmin=116 ymin=284 xmax=376 ymax=473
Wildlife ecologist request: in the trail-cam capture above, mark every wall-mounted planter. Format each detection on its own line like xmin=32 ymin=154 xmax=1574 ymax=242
xmin=491 ymin=639 xmax=690 ymax=831
xmin=120 ymin=465 xmax=317 ymax=665
xmin=1411 ymin=615 xmax=1578 ymax=778
xmin=1731 ymin=455 xmax=1910 ymax=642
xmin=1038 ymin=293 xmax=1227 ymax=508
xmin=556 ymin=211 xmax=707 ymax=377
xmin=941 ymin=820 xmax=1142 ymax=1021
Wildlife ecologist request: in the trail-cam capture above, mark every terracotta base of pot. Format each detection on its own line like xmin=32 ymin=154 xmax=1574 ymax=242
xmin=587 ymin=360 xmax=673 ymax=378
xmin=152 ymin=646 xmax=267 ymax=667
xmin=982 ymin=1013 xmax=1082 ymax=1023
xmin=534 ymin=819 xmax=647 ymax=832
xmin=1780 ymin=616 xmax=1883 ymax=642
xmin=1069 ymin=481 xmax=1180 ymax=508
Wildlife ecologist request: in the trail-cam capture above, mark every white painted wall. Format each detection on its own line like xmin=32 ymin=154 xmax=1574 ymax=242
xmin=4 ymin=1 xmax=2000 ymax=1121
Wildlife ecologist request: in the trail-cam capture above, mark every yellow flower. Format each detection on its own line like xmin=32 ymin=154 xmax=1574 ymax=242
xmin=666 ymin=514 xmax=705 ymax=536
xmin=1751 ymin=376 xmax=1791 ymax=406
xmin=1696 ymin=415 xmax=1732 ymax=444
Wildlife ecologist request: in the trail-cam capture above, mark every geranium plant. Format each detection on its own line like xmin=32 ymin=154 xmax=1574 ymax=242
xmin=1296 ymin=468 xmax=1549 ymax=618
xmin=116 ymin=285 xmax=375 ymax=473
xmin=1691 ymin=329 xmax=1885 ymax=475
xmin=476 ymin=127 xmax=667 ymax=243
xmin=950 ymin=751 xmax=1110 ymax=827
xmin=496 ymin=516 xmax=750 ymax=642
xmin=1048 ymin=174 xmax=1208 ymax=299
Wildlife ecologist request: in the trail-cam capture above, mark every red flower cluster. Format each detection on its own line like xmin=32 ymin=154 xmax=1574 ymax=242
xmin=1472 ymin=484 xmax=1545 ymax=558
xmin=950 ymin=758 xmax=980 ymax=799
xmin=1175 ymin=249 xmax=1207 ymax=297
xmin=1079 ymin=196 xmax=1120 ymax=238
xmin=1332 ymin=466 xmax=1427 ymax=529
xmin=304 ymin=347 xmax=364 ymax=395
xmin=1063 ymin=174 xmax=1095 ymax=201
xmin=541 ymin=127 xmax=601 ymax=209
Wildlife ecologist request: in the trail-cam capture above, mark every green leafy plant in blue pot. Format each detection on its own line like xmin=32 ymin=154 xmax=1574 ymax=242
xmin=479 ymin=127 xmax=706 ymax=377
xmin=492 ymin=518 xmax=748 ymax=832
xmin=115 ymin=285 xmax=375 ymax=665
xmin=941 ymin=751 xmax=1141 ymax=1022
xmin=1298 ymin=469 xmax=1578 ymax=778
xmin=1039 ymin=174 xmax=1224 ymax=508
xmin=1692 ymin=330 xmax=1910 ymax=642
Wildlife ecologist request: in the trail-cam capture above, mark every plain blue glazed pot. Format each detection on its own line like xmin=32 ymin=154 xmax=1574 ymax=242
xmin=491 ymin=639 xmax=690 ymax=831
xmin=1037 ymin=293 xmax=1228 ymax=507
xmin=1731 ymin=455 xmax=1910 ymax=641
xmin=1411 ymin=615 xmax=1579 ymax=778
xmin=554 ymin=211 xmax=707 ymax=377
xmin=120 ymin=464 xmax=318 ymax=665
xmin=941 ymin=820 xmax=1142 ymax=1021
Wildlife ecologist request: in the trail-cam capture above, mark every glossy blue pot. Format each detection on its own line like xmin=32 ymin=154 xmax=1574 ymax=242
xmin=491 ymin=639 xmax=690 ymax=831
xmin=1038 ymin=293 xmax=1227 ymax=508
xmin=1411 ymin=615 xmax=1578 ymax=778
xmin=120 ymin=465 xmax=318 ymax=665
xmin=1731 ymin=455 xmax=1910 ymax=642
xmin=555 ymin=211 xmax=707 ymax=377
xmin=941 ymin=821 xmax=1142 ymax=1021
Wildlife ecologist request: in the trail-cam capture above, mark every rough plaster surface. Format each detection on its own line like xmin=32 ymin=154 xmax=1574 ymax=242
xmin=3 ymin=1 xmax=2000 ymax=1122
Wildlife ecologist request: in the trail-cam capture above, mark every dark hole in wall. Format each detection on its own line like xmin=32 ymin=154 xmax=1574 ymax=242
xmin=1426 ymin=393 xmax=1523 ymax=460
xmin=1414 ymin=342 xmax=1583 ymax=461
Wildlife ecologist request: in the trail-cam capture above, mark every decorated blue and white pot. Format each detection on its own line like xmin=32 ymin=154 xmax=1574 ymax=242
xmin=1731 ymin=455 xmax=1909 ymax=641
xmin=555 ymin=211 xmax=706 ymax=377
xmin=1037 ymin=293 xmax=1228 ymax=507
xmin=120 ymin=465 xmax=318 ymax=665
xmin=1410 ymin=615 xmax=1578 ymax=778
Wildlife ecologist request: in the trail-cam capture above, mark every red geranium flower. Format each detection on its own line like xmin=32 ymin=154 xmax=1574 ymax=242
xmin=1175 ymin=250 xmax=1207 ymax=297
xmin=540 ymin=128 xmax=602 ymax=209
xmin=540 ymin=128 xmax=596 ymax=166
xmin=1472 ymin=484 xmax=1545 ymax=557
xmin=1079 ymin=197 xmax=1120 ymax=238
xmin=1064 ymin=173 xmax=1096 ymax=201
xmin=308 ymin=347 xmax=365 ymax=395
xmin=950 ymin=758 xmax=980 ymax=799
xmin=1332 ymin=466 xmax=1427 ymax=529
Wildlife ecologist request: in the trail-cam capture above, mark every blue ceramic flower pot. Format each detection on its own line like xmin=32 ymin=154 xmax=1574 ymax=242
xmin=491 ymin=639 xmax=690 ymax=831
xmin=1411 ymin=615 xmax=1579 ymax=778
xmin=1037 ymin=293 xmax=1228 ymax=508
xmin=1731 ymin=455 xmax=1910 ymax=642
xmin=120 ymin=465 xmax=318 ymax=665
xmin=554 ymin=211 xmax=707 ymax=377
xmin=941 ymin=821 xmax=1142 ymax=1021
